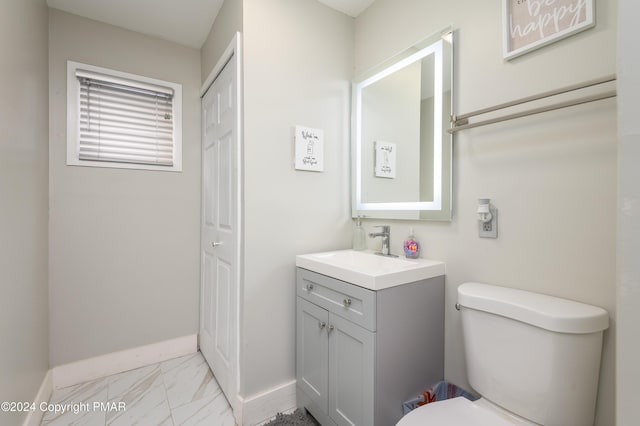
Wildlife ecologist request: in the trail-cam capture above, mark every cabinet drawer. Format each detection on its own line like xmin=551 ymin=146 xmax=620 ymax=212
xmin=297 ymin=268 xmax=376 ymax=332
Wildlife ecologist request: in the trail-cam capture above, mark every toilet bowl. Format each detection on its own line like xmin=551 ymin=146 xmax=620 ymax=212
xmin=397 ymin=397 xmax=536 ymax=426
xmin=397 ymin=282 xmax=609 ymax=426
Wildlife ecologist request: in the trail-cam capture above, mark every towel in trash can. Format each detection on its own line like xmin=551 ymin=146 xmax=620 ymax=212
xmin=402 ymin=381 xmax=477 ymax=415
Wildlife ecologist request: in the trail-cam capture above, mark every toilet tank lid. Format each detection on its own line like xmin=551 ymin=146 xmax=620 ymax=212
xmin=457 ymin=282 xmax=609 ymax=334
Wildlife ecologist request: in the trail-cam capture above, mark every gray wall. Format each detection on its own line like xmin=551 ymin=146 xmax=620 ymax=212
xmin=355 ymin=1 xmax=617 ymax=425
xmin=201 ymin=0 xmax=243 ymax=83
xmin=241 ymin=0 xmax=353 ymax=398
xmin=0 ymin=0 xmax=50 ymax=424
xmin=48 ymin=10 xmax=202 ymax=366
xmin=617 ymin=1 xmax=640 ymax=425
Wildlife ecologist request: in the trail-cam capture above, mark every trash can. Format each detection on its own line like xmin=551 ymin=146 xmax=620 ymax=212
xmin=402 ymin=381 xmax=477 ymax=415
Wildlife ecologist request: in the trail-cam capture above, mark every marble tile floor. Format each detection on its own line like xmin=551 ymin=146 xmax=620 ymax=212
xmin=41 ymin=352 xmax=236 ymax=426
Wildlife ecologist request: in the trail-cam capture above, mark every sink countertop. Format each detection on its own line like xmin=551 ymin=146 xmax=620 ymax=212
xmin=296 ymin=249 xmax=445 ymax=291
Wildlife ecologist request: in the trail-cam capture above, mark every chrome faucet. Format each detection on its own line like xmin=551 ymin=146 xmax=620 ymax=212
xmin=369 ymin=225 xmax=394 ymax=257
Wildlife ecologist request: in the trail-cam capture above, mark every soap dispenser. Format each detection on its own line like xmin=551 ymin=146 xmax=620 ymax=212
xmin=403 ymin=228 xmax=420 ymax=259
xmin=352 ymin=216 xmax=366 ymax=251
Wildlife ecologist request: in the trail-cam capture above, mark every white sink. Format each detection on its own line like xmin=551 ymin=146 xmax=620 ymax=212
xmin=296 ymin=249 xmax=445 ymax=291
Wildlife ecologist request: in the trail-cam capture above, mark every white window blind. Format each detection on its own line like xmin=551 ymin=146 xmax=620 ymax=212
xmin=76 ymin=69 xmax=176 ymax=167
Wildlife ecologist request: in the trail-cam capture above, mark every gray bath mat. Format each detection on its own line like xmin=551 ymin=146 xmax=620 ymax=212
xmin=263 ymin=409 xmax=319 ymax=426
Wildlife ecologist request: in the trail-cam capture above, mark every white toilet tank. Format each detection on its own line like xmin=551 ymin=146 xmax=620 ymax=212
xmin=457 ymin=282 xmax=609 ymax=426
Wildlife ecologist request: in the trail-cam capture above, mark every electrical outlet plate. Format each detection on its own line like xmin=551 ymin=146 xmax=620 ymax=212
xmin=479 ymin=208 xmax=498 ymax=238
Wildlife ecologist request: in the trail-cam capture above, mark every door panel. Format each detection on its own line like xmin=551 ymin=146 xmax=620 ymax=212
xmin=218 ymin=132 xmax=232 ymax=230
xmin=297 ymin=298 xmax=329 ymax=414
xmin=215 ymin=258 xmax=231 ymax=364
xmin=329 ymin=314 xmax=375 ymax=426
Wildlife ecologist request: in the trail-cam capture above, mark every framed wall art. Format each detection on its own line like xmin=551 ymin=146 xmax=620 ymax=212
xmin=503 ymin=0 xmax=595 ymax=60
xmin=374 ymin=141 xmax=396 ymax=179
xmin=294 ymin=125 xmax=324 ymax=172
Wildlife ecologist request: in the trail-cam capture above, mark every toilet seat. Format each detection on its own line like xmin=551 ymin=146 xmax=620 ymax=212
xmin=396 ymin=397 xmax=536 ymax=426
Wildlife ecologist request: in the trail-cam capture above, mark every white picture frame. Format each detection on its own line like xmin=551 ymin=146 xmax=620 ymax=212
xmin=374 ymin=141 xmax=396 ymax=179
xmin=294 ymin=125 xmax=324 ymax=172
xmin=502 ymin=0 xmax=595 ymax=60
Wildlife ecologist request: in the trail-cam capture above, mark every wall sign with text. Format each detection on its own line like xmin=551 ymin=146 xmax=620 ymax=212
xmin=374 ymin=141 xmax=396 ymax=179
xmin=502 ymin=0 xmax=595 ymax=60
xmin=294 ymin=125 xmax=324 ymax=172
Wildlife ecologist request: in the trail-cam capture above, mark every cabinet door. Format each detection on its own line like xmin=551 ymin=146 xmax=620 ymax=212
xmin=328 ymin=314 xmax=375 ymax=426
xmin=297 ymin=297 xmax=329 ymax=414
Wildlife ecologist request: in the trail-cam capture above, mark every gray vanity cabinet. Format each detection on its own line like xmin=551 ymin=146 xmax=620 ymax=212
xmin=296 ymin=268 xmax=444 ymax=426
xmin=297 ymin=298 xmax=375 ymax=426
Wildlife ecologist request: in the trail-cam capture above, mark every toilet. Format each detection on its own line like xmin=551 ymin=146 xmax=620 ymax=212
xmin=398 ymin=282 xmax=609 ymax=426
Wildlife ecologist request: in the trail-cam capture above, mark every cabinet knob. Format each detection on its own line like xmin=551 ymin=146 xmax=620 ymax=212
xmin=318 ymin=321 xmax=326 ymax=330
xmin=328 ymin=324 xmax=334 ymax=333
xmin=306 ymin=283 xmax=314 ymax=291
xmin=343 ymin=298 xmax=352 ymax=308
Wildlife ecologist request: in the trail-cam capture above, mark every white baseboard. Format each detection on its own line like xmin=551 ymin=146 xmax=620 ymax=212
xmin=35 ymin=336 xmax=295 ymax=426
xmin=237 ymin=379 xmax=297 ymax=426
xmin=21 ymin=370 xmax=53 ymax=426
xmin=52 ymin=334 xmax=197 ymax=389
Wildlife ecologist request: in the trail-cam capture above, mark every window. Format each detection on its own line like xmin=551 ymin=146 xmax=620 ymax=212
xmin=67 ymin=61 xmax=182 ymax=171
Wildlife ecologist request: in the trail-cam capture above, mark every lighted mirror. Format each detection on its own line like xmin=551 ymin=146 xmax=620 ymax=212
xmin=352 ymin=29 xmax=453 ymax=220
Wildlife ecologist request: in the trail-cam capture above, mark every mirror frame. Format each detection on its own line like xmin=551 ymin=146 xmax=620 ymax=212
xmin=351 ymin=29 xmax=453 ymax=220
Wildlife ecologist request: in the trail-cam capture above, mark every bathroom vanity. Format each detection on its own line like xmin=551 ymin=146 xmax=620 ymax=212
xmin=295 ymin=250 xmax=445 ymax=426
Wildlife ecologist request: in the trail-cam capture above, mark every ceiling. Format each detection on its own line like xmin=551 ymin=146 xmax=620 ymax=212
xmin=46 ymin=0 xmax=375 ymax=49
xmin=317 ymin=0 xmax=375 ymax=17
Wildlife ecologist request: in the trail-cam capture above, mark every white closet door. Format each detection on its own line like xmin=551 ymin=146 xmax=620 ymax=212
xmin=200 ymin=52 xmax=238 ymax=406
